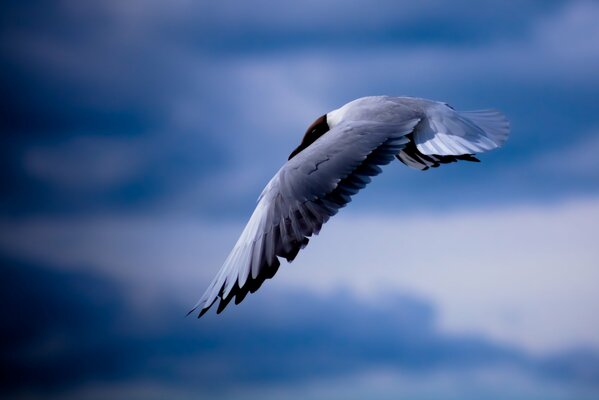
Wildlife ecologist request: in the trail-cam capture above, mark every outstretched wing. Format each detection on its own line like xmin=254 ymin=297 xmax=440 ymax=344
xmin=190 ymin=118 xmax=421 ymax=317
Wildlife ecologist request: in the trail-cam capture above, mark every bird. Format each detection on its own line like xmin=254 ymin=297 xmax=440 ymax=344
xmin=190 ymin=96 xmax=509 ymax=317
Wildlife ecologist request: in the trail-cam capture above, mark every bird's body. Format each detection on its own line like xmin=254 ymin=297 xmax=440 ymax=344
xmin=191 ymin=96 xmax=509 ymax=317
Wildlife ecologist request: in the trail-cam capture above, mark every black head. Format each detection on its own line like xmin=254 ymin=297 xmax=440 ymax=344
xmin=288 ymin=114 xmax=330 ymax=160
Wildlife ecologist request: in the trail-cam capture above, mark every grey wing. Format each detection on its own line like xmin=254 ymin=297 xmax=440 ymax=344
xmin=190 ymin=118 xmax=421 ymax=317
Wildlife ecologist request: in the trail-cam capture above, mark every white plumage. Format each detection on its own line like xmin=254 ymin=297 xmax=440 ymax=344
xmin=190 ymin=96 xmax=509 ymax=317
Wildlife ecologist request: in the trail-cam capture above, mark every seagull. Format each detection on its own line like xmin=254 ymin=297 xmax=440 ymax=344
xmin=190 ymin=96 xmax=509 ymax=317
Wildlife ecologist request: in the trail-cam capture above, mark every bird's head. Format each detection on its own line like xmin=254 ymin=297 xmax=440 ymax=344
xmin=288 ymin=114 xmax=330 ymax=160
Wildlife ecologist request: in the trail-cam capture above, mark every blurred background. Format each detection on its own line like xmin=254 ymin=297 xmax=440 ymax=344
xmin=1 ymin=1 xmax=599 ymax=399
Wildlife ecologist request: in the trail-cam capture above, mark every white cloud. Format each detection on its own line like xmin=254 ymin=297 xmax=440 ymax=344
xmin=282 ymin=198 xmax=599 ymax=355
xmin=1 ymin=197 xmax=598 ymax=354
xmin=0 ymin=215 xmax=235 ymax=304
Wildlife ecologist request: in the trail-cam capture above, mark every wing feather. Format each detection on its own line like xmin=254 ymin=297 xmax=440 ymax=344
xmin=190 ymin=118 xmax=420 ymax=317
xmin=413 ymin=106 xmax=509 ymax=156
xmin=397 ymin=135 xmax=480 ymax=170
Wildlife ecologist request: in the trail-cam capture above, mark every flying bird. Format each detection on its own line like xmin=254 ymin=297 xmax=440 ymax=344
xmin=190 ymin=96 xmax=509 ymax=317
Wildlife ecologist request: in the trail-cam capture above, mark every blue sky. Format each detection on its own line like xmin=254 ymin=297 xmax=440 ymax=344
xmin=1 ymin=1 xmax=599 ymax=399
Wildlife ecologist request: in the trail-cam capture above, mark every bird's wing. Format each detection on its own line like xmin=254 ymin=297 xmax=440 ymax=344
xmin=190 ymin=118 xmax=421 ymax=317
xmin=414 ymin=108 xmax=509 ymax=156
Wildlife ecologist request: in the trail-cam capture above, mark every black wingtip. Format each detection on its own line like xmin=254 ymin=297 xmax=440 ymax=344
xmin=234 ymin=290 xmax=248 ymax=305
xmin=216 ymin=295 xmax=234 ymax=314
xmin=198 ymin=307 xmax=210 ymax=318
xmin=186 ymin=299 xmax=213 ymax=318
xmin=185 ymin=306 xmax=208 ymax=318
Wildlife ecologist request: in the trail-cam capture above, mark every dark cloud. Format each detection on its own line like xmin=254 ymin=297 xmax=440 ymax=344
xmin=0 ymin=1 xmax=244 ymax=217
xmin=1 ymin=255 xmax=598 ymax=398
xmin=94 ymin=0 xmax=569 ymax=52
xmin=0 ymin=257 xmax=127 ymax=390
xmin=0 ymin=0 xmax=579 ymax=140
xmin=1 ymin=0 xmax=599 ymax=220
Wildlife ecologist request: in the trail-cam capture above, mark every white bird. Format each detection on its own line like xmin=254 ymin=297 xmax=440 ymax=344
xmin=190 ymin=96 xmax=509 ymax=317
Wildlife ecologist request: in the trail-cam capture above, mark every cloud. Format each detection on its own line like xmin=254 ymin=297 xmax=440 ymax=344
xmin=23 ymin=136 xmax=149 ymax=189
xmin=2 ymin=0 xmax=599 ymax=218
xmin=1 ymin=196 xmax=598 ymax=355
xmin=1 ymin=255 xmax=598 ymax=400
xmin=533 ymin=0 xmax=599 ymax=60
xmin=529 ymin=130 xmax=599 ymax=179
xmin=279 ymin=197 xmax=599 ymax=354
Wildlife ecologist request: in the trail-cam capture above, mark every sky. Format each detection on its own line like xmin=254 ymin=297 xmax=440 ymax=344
xmin=1 ymin=1 xmax=599 ymax=399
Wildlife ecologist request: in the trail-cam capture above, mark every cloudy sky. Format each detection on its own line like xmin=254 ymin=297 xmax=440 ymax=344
xmin=1 ymin=1 xmax=599 ymax=399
